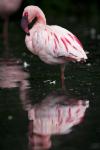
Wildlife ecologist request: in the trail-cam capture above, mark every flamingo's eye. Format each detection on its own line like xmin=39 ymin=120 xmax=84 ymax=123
xmin=24 ymin=12 xmax=28 ymax=17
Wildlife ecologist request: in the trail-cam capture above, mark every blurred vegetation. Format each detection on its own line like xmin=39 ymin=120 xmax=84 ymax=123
xmin=25 ymin=0 xmax=100 ymax=22
xmin=0 ymin=0 xmax=100 ymax=26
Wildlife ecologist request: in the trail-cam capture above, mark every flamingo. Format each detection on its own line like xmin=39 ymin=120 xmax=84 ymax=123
xmin=28 ymin=90 xmax=89 ymax=135
xmin=21 ymin=5 xmax=88 ymax=88
xmin=0 ymin=0 xmax=23 ymax=50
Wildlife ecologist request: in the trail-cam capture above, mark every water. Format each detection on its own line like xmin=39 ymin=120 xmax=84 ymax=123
xmin=0 ymin=22 xmax=100 ymax=150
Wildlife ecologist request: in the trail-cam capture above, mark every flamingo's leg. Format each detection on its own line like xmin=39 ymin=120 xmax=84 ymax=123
xmin=60 ymin=64 xmax=66 ymax=89
xmin=3 ymin=17 xmax=9 ymax=50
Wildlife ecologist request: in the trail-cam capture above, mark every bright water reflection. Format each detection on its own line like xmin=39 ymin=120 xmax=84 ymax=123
xmin=0 ymin=58 xmax=29 ymax=89
xmin=0 ymin=58 xmax=89 ymax=150
xmin=0 ymin=58 xmax=32 ymax=110
xmin=28 ymin=90 xmax=89 ymax=150
xmin=0 ymin=57 xmax=99 ymax=150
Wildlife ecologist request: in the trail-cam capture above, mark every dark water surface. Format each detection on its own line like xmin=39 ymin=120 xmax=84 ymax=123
xmin=0 ymin=21 xmax=100 ymax=150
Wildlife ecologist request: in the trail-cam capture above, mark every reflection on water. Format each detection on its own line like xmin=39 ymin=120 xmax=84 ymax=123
xmin=0 ymin=58 xmax=32 ymax=111
xmin=0 ymin=58 xmax=98 ymax=150
xmin=28 ymin=90 xmax=89 ymax=150
xmin=28 ymin=91 xmax=89 ymax=135
xmin=0 ymin=58 xmax=30 ymax=150
xmin=0 ymin=59 xmax=29 ymax=89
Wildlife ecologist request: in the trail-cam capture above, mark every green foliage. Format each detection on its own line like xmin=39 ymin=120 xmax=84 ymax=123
xmin=26 ymin=0 xmax=72 ymax=14
xmin=25 ymin=0 xmax=99 ymax=24
xmin=26 ymin=0 xmax=35 ymax=5
xmin=25 ymin=0 xmax=42 ymax=5
xmin=43 ymin=0 xmax=72 ymax=16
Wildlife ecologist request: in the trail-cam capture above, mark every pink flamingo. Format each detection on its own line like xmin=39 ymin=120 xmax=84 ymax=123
xmin=21 ymin=5 xmax=87 ymax=88
xmin=0 ymin=0 xmax=23 ymax=50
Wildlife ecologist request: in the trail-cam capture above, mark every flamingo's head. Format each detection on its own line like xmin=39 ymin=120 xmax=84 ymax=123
xmin=21 ymin=6 xmax=37 ymax=36
xmin=21 ymin=11 xmax=30 ymax=36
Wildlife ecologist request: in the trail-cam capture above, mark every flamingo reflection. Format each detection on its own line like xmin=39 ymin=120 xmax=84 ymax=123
xmin=28 ymin=90 xmax=89 ymax=150
xmin=0 ymin=59 xmax=89 ymax=150
xmin=0 ymin=58 xmax=32 ymax=110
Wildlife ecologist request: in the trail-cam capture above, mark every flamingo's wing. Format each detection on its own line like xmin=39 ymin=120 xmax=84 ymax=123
xmin=31 ymin=24 xmax=87 ymax=62
xmin=49 ymin=25 xmax=87 ymax=61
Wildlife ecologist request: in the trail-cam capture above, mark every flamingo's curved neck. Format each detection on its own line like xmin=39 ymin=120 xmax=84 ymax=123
xmin=32 ymin=6 xmax=46 ymax=25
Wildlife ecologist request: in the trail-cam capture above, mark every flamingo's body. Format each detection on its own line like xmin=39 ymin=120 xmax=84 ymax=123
xmin=21 ymin=6 xmax=87 ymax=88
xmin=0 ymin=0 xmax=23 ymax=50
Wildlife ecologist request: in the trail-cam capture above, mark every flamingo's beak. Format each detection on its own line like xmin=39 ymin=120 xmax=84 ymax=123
xmin=21 ymin=15 xmax=30 ymax=36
